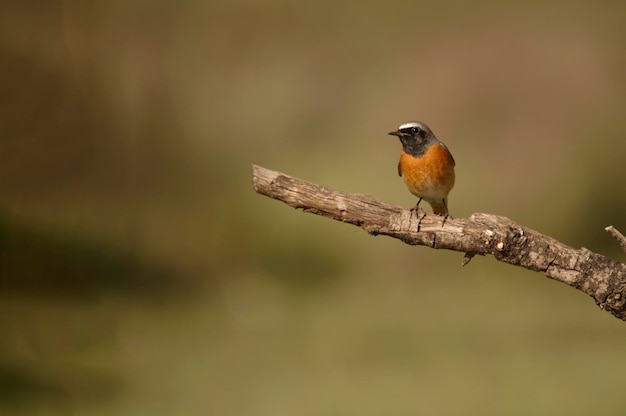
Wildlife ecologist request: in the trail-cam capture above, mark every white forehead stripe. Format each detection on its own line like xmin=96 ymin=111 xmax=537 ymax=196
xmin=398 ymin=121 xmax=421 ymax=130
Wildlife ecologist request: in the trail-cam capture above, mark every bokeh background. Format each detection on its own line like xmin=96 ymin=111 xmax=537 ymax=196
xmin=2 ymin=1 xmax=626 ymax=415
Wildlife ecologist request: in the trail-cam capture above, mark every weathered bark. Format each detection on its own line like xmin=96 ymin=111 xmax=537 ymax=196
xmin=251 ymin=164 xmax=626 ymax=321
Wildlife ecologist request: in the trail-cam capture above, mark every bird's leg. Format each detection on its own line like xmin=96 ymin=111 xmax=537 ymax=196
xmin=409 ymin=198 xmax=423 ymax=217
xmin=441 ymin=198 xmax=451 ymax=226
xmin=411 ymin=198 xmax=423 ymax=212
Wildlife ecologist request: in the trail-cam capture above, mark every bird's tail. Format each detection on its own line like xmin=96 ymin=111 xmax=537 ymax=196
xmin=429 ymin=198 xmax=449 ymax=216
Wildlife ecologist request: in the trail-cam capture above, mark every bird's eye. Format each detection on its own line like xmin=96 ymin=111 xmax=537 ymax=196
xmin=411 ymin=127 xmax=420 ymax=134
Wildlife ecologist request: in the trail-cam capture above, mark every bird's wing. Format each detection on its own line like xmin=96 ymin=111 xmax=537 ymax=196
xmin=439 ymin=142 xmax=456 ymax=166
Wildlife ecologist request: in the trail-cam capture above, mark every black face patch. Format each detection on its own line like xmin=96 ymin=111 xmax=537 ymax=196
xmin=392 ymin=122 xmax=438 ymax=157
xmin=400 ymin=135 xmax=428 ymax=157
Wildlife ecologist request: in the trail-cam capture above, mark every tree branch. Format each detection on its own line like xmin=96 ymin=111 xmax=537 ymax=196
xmin=605 ymin=226 xmax=626 ymax=256
xmin=251 ymin=164 xmax=626 ymax=321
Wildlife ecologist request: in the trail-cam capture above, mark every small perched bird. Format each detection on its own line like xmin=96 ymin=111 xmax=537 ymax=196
xmin=388 ymin=121 xmax=456 ymax=217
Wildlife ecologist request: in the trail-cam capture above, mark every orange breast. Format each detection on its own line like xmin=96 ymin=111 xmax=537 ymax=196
xmin=399 ymin=143 xmax=455 ymax=201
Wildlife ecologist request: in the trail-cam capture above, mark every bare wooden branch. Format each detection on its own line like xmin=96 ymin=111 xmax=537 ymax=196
xmin=251 ymin=164 xmax=626 ymax=321
xmin=605 ymin=226 xmax=626 ymax=256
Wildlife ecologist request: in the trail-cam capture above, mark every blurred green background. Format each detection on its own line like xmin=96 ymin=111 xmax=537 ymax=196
xmin=2 ymin=1 xmax=626 ymax=415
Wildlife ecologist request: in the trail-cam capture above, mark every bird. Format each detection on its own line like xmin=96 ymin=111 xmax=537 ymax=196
xmin=388 ymin=121 xmax=456 ymax=217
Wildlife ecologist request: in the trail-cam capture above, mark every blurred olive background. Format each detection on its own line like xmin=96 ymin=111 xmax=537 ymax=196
xmin=2 ymin=1 xmax=626 ymax=415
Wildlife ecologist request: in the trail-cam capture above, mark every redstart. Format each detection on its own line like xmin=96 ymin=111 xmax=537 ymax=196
xmin=388 ymin=121 xmax=456 ymax=217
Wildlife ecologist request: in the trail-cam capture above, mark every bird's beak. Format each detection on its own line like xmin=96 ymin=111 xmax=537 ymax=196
xmin=388 ymin=131 xmax=401 ymax=137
